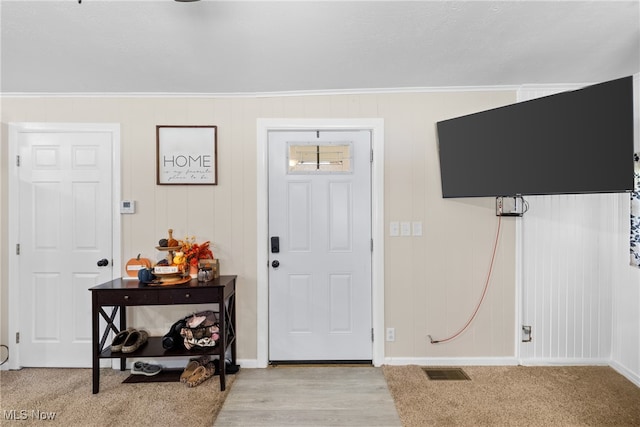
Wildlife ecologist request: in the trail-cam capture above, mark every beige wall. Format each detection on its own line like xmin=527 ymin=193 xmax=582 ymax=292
xmin=1 ymin=90 xmax=517 ymax=362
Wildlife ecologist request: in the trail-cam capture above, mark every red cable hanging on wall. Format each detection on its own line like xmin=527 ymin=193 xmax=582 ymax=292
xmin=428 ymin=215 xmax=502 ymax=344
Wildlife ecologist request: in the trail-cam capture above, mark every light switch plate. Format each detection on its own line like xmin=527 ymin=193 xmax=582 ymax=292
xmin=389 ymin=221 xmax=399 ymax=237
xmin=412 ymin=221 xmax=423 ymax=236
xmin=400 ymin=222 xmax=411 ymax=236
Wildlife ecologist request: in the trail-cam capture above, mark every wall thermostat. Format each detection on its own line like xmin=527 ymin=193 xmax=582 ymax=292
xmin=120 ymin=200 xmax=136 ymax=214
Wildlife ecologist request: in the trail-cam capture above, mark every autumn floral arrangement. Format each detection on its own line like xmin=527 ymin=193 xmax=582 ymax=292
xmin=180 ymin=236 xmax=214 ymax=268
xmin=151 ymin=230 xmax=216 ymax=280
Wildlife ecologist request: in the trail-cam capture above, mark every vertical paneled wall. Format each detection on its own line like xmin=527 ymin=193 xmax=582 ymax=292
xmin=1 ymin=90 xmax=517 ymax=364
xmin=519 ymin=194 xmax=619 ymax=362
xmin=3 ymin=83 xmax=638 ymax=371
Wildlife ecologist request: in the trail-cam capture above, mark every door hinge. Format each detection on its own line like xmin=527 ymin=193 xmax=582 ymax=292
xmin=371 ymin=239 xmax=374 ymax=252
xmin=16 ymin=155 xmax=21 ymax=167
xmin=371 ymin=328 xmax=374 ymax=342
xmin=370 ymin=149 xmax=373 ymax=163
xmin=16 ymin=244 xmax=20 ymax=255
xmin=16 ymin=332 xmax=20 ymax=344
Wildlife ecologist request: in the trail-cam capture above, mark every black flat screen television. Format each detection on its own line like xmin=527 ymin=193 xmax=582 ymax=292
xmin=436 ymin=76 xmax=635 ymax=198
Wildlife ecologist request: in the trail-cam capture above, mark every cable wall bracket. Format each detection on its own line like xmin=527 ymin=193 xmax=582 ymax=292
xmin=496 ymin=195 xmax=528 ymax=217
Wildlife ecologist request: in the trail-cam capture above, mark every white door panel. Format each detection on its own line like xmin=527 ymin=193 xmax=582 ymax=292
xmin=18 ymin=130 xmax=113 ymax=367
xmin=269 ymin=130 xmax=372 ymax=361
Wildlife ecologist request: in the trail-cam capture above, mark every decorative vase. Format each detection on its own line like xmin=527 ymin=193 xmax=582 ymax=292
xmin=189 ymin=264 xmax=198 ymax=279
xmin=197 ymin=266 xmax=214 ymax=282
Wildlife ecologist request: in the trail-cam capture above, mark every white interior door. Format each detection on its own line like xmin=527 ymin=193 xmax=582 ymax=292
xmin=14 ymin=127 xmax=115 ymax=367
xmin=268 ymin=130 xmax=372 ymax=361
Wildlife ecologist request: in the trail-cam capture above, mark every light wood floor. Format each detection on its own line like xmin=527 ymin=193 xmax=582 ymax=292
xmin=214 ymin=366 xmax=402 ymax=426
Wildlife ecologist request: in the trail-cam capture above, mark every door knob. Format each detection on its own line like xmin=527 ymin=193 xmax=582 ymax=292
xmin=97 ymin=258 xmax=109 ymax=267
xmin=271 ymin=260 xmax=280 ymax=268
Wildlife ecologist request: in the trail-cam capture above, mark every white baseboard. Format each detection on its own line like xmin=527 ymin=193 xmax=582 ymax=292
xmin=519 ymin=358 xmax=610 ymax=366
xmin=383 ymin=357 xmax=519 ymax=366
xmin=609 ymin=360 xmax=640 ymax=388
xmin=181 ymin=357 xmax=521 ymax=368
xmin=224 ymin=357 xmax=519 ymax=368
xmin=235 ymin=359 xmax=259 ymax=369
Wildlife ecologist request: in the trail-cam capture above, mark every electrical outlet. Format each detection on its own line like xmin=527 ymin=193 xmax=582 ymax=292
xmin=386 ymin=327 xmax=395 ymax=342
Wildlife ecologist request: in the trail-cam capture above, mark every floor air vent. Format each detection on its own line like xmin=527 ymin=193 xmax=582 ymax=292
xmin=423 ymin=367 xmax=470 ymax=381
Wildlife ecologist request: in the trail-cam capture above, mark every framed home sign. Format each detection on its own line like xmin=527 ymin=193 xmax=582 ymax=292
xmin=156 ymin=125 xmax=218 ymax=185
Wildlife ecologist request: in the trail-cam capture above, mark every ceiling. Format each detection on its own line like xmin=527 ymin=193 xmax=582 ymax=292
xmin=1 ymin=0 xmax=639 ymax=94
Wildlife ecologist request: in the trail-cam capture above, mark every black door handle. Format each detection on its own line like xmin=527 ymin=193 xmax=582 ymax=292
xmin=97 ymin=258 xmax=109 ymax=267
xmin=271 ymin=260 xmax=280 ymax=268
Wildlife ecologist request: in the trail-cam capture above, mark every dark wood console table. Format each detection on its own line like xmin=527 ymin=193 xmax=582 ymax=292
xmin=89 ymin=275 xmax=236 ymax=394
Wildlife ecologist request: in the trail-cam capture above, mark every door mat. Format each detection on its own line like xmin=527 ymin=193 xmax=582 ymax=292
xmin=423 ymin=367 xmax=470 ymax=380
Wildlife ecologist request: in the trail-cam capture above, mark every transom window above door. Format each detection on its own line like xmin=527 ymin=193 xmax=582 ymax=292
xmin=288 ymin=143 xmax=352 ymax=173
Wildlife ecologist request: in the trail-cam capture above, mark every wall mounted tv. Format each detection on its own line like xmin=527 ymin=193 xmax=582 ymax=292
xmin=436 ymin=76 xmax=635 ymax=198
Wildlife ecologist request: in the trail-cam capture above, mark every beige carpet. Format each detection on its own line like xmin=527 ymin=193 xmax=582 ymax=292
xmin=4 ymin=365 xmax=640 ymax=426
xmin=0 ymin=367 xmax=234 ymax=426
xmin=383 ymin=365 xmax=640 ymax=427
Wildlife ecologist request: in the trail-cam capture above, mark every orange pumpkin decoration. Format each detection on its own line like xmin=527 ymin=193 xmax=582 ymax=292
xmin=125 ymin=254 xmax=152 ymax=277
xmin=167 ymin=229 xmax=179 ymax=247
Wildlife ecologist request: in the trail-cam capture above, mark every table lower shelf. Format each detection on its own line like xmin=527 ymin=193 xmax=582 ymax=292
xmin=123 ymin=368 xmax=183 ymax=383
xmin=100 ymin=336 xmax=221 ymax=359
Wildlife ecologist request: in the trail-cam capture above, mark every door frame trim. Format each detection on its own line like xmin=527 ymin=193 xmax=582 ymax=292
xmin=256 ymin=118 xmax=384 ymax=367
xmin=6 ymin=122 xmax=121 ymax=370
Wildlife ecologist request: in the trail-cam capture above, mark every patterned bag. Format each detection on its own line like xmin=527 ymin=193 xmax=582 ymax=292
xmin=180 ymin=310 xmax=220 ymax=350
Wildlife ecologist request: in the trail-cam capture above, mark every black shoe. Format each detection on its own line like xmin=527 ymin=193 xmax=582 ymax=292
xmin=162 ymin=318 xmax=186 ymax=350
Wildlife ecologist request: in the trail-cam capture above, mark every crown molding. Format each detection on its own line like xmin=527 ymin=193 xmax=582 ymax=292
xmin=0 ymin=85 xmax=522 ymax=99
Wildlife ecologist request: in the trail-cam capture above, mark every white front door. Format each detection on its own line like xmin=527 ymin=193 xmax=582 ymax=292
xmin=11 ymin=125 xmax=117 ymax=367
xmin=268 ymin=130 xmax=372 ymax=361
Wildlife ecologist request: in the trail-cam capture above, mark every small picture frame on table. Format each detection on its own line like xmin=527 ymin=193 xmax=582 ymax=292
xmin=156 ymin=125 xmax=217 ymax=185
